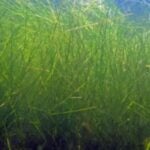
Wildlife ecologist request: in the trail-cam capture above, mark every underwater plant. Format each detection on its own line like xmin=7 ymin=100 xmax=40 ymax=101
xmin=0 ymin=0 xmax=149 ymax=149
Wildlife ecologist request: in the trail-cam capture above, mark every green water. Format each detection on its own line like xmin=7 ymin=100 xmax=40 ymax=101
xmin=0 ymin=0 xmax=150 ymax=149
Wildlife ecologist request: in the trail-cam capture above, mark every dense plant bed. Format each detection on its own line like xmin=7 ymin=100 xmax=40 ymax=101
xmin=0 ymin=0 xmax=150 ymax=150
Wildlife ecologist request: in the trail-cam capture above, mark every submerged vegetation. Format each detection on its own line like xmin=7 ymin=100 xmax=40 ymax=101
xmin=0 ymin=0 xmax=150 ymax=149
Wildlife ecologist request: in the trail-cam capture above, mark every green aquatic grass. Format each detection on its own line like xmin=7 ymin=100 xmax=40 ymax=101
xmin=0 ymin=0 xmax=150 ymax=149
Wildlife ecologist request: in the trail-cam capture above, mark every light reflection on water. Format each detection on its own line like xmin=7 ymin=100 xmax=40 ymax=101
xmin=115 ymin=0 xmax=150 ymax=22
xmin=39 ymin=0 xmax=150 ymax=22
xmin=10 ymin=0 xmax=150 ymax=24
